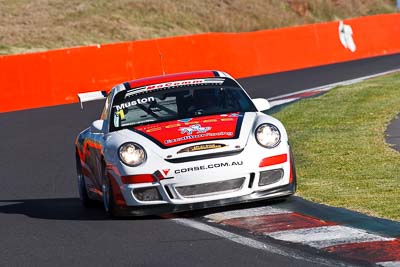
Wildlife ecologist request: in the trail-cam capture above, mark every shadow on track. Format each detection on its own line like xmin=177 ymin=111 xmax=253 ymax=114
xmin=0 ymin=197 xmax=288 ymax=221
xmin=3 ymin=196 xmax=398 ymax=238
xmin=0 ymin=198 xmax=161 ymax=221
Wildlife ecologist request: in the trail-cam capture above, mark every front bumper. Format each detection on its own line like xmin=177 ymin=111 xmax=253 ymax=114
xmin=107 ymin=138 xmax=295 ymax=216
xmin=112 ymin=181 xmax=295 ymax=216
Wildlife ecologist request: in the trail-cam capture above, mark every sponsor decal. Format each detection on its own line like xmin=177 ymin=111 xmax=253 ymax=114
xmin=113 ymin=96 xmax=155 ymax=111
xmin=338 ymin=21 xmax=356 ymax=52
xmin=174 ymin=161 xmax=243 ymax=174
xmin=220 ymin=113 xmax=242 ymax=118
xmin=125 ymin=78 xmax=225 ymax=97
xmin=165 ymin=132 xmax=233 ymax=145
xmin=179 ymin=124 xmax=211 ymax=135
xmin=178 ymin=118 xmax=193 ymax=123
xmin=116 ymin=110 xmax=125 ymax=120
xmin=133 ymin=113 xmax=243 ymax=148
xmin=177 ymin=143 xmax=227 ymax=154
xmin=145 ymin=79 xmax=216 ymax=90
xmin=162 ymin=169 xmax=170 ymax=176
xmin=141 ymin=117 xmax=235 ymax=133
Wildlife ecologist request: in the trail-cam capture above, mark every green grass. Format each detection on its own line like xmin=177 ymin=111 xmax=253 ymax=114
xmin=274 ymin=72 xmax=400 ymax=221
xmin=0 ymin=0 xmax=396 ymax=54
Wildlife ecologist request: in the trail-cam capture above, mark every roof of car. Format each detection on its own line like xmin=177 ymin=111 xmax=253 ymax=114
xmin=126 ymin=70 xmax=230 ymax=90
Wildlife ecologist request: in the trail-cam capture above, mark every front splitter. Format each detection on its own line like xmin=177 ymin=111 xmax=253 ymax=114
xmin=113 ymin=182 xmax=296 ymax=217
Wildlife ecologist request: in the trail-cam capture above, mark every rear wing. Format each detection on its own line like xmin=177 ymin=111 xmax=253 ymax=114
xmin=77 ymin=91 xmax=107 ymax=109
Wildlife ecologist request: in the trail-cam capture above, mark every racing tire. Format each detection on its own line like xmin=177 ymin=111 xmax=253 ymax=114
xmin=76 ymin=155 xmax=96 ymax=208
xmin=101 ymin=166 xmax=117 ymax=217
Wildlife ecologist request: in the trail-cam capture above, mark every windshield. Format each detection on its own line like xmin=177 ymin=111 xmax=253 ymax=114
xmin=109 ymin=78 xmax=256 ymax=132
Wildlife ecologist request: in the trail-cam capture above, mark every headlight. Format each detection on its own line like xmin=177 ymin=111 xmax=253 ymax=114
xmin=255 ymin=124 xmax=281 ymax=148
xmin=119 ymin=142 xmax=147 ymax=167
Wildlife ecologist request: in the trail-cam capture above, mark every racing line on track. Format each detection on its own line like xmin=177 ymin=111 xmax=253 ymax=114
xmin=169 ymin=57 xmax=400 ymax=267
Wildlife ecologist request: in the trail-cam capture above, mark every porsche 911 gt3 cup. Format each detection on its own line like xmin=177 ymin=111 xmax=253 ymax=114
xmin=75 ymin=70 xmax=296 ymax=216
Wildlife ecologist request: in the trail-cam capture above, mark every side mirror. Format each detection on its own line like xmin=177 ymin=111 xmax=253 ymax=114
xmin=252 ymin=98 xmax=271 ymax=111
xmin=90 ymin=120 xmax=106 ymax=133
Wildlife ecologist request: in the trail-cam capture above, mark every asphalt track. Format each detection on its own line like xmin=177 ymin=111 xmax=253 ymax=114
xmin=386 ymin=115 xmax=400 ymax=153
xmin=1 ymin=53 xmax=400 ymax=266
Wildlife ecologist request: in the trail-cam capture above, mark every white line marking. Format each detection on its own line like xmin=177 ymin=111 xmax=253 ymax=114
xmin=268 ymin=225 xmax=395 ymax=249
xmin=267 ymin=68 xmax=400 ymax=108
xmin=377 ymin=261 xmax=400 ymax=267
xmin=205 ymin=206 xmax=292 ymax=222
xmin=172 ymin=218 xmax=352 ymax=267
xmin=269 ymin=98 xmax=301 ymax=108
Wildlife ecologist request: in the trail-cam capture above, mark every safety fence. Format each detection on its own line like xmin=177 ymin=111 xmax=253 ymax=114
xmin=1 ymin=13 xmax=399 ymax=112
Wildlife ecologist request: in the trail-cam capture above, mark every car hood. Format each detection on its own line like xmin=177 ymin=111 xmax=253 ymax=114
xmin=133 ymin=113 xmax=247 ymax=148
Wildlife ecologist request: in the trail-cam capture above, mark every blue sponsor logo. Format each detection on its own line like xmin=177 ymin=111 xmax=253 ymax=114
xmin=178 ymin=118 xmax=193 ymax=123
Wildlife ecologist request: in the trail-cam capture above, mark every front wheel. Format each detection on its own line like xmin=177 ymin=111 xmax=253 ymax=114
xmin=76 ymin=155 xmax=96 ymax=207
xmin=101 ymin=167 xmax=116 ymax=217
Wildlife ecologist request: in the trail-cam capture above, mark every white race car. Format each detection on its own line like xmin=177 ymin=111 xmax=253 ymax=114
xmin=75 ymin=70 xmax=296 ymax=216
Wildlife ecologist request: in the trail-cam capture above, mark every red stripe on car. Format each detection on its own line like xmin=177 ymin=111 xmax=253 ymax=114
xmin=259 ymin=154 xmax=288 ymax=167
xmin=85 ymin=140 xmax=102 ymax=150
xmin=121 ymin=174 xmax=157 ymax=184
xmin=81 ymin=165 xmax=92 ymax=179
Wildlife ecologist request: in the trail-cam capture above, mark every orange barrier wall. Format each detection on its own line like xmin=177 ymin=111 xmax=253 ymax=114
xmin=1 ymin=13 xmax=400 ymax=112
